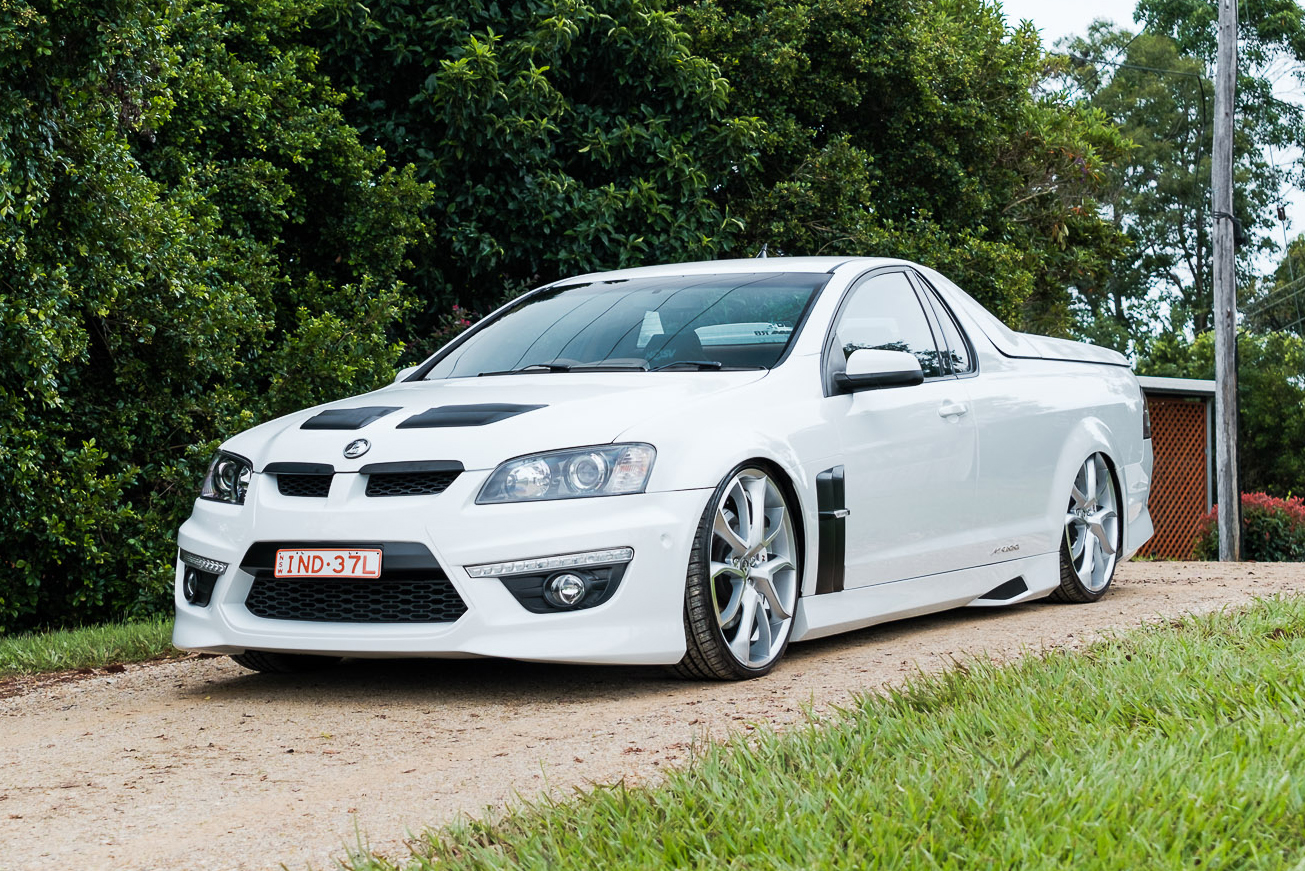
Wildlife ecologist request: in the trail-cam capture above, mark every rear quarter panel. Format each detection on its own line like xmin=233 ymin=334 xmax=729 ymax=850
xmin=963 ymin=339 xmax=1151 ymax=561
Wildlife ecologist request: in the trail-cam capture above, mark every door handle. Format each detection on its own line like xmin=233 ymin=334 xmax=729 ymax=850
xmin=938 ymin=400 xmax=969 ymax=418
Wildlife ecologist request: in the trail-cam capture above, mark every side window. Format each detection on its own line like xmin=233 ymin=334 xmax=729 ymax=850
xmin=923 ymin=290 xmax=974 ymax=375
xmin=834 ymin=272 xmax=944 ymax=378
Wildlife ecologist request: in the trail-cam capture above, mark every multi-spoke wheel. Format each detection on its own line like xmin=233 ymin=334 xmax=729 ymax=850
xmin=675 ymin=465 xmax=800 ymax=680
xmin=1051 ymin=452 xmax=1120 ymax=603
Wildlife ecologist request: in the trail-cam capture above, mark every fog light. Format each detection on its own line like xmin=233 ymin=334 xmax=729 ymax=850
xmin=179 ymin=550 xmax=224 ymax=607
xmin=183 ymin=568 xmax=200 ymax=601
xmin=544 ymin=573 xmax=587 ymax=608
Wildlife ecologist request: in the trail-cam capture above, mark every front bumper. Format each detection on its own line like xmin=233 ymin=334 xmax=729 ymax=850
xmin=173 ymin=470 xmax=711 ymax=665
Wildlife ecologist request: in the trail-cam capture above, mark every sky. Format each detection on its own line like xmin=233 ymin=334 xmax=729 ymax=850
xmin=999 ymin=0 xmax=1305 ymax=272
xmin=1000 ymin=0 xmax=1143 ymax=46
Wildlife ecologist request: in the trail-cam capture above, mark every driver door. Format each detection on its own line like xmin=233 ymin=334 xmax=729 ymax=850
xmin=825 ymin=270 xmax=979 ymax=587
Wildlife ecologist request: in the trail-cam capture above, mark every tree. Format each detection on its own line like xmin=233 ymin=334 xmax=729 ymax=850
xmin=1059 ymin=1 xmax=1305 ymax=350
xmin=0 ymin=0 xmax=427 ymax=631
xmin=1243 ymin=233 xmax=1305 ymax=335
xmin=310 ymin=0 xmax=761 ymax=348
xmin=1139 ymin=330 xmax=1305 ymax=497
xmin=676 ymin=0 xmax=1132 ymax=331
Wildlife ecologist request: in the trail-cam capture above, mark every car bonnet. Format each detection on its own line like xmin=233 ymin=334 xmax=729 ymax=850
xmin=220 ymin=370 xmax=769 ymax=474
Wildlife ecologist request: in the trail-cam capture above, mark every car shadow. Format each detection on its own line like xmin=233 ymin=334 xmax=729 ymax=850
xmin=182 ymin=598 xmax=1058 ymax=705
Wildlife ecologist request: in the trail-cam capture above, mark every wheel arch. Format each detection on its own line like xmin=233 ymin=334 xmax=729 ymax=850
xmin=730 ymin=456 xmax=810 ymax=601
xmin=1049 ymin=416 xmax=1126 ymax=547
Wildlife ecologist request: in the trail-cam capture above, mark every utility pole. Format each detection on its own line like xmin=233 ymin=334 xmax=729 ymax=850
xmin=1212 ymin=0 xmax=1240 ymax=560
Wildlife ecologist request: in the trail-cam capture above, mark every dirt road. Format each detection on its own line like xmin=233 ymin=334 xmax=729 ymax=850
xmin=1 ymin=562 xmax=1301 ymax=871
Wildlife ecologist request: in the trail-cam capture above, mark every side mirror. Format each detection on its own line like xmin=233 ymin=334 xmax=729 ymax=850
xmin=834 ymin=349 xmax=924 ymax=393
xmin=393 ymin=365 xmax=419 ymax=383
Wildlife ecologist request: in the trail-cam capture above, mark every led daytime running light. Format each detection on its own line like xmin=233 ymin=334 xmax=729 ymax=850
xmin=466 ymin=547 xmax=634 ymax=578
xmin=179 ymin=549 xmax=229 ymax=575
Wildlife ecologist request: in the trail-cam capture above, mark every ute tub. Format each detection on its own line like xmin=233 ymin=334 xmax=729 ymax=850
xmin=919 ymin=265 xmax=1129 ymax=368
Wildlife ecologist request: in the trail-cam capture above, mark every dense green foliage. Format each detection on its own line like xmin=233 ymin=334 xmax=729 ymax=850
xmin=1244 ymin=233 xmax=1305 ymax=336
xmin=1059 ymin=0 xmax=1305 ymax=350
xmin=310 ymin=0 xmax=761 ymax=344
xmin=0 ymin=0 xmax=426 ymax=631
xmin=1195 ymin=493 xmax=1305 ymax=561
xmin=676 ymin=0 xmax=1131 ymax=331
xmin=349 ymin=598 xmax=1305 ymax=870
xmin=2 ymin=0 xmax=1146 ymax=631
xmin=1139 ymin=329 xmax=1305 ymax=497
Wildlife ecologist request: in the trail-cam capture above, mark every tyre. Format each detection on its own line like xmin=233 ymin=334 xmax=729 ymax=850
xmin=674 ymin=465 xmax=801 ymax=680
xmin=1050 ymin=452 xmax=1121 ymax=603
xmin=229 ymin=651 xmax=342 ymax=673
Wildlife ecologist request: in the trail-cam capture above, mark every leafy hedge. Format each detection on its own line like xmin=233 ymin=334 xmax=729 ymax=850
xmin=1194 ymin=493 xmax=1305 ymax=562
xmin=0 ymin=0 xmax=427 ymax=631
xmin=1 ymin=0 xmax=1130 ymax=632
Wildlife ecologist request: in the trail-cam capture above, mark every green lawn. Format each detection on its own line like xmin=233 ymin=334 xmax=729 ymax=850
xmin=350 ymin=597 xmax=1305 ymax=870
xmin=0 ymin=616 xmax=177 ymax=679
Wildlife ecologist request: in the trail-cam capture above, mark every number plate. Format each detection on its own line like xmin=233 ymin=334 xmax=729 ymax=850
xmin=274 ymin=549 xmax=382 ymax=579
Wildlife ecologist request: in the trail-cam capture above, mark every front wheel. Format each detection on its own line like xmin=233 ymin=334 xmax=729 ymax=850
xmin=1050 ymin=452 xmax=1121 ymax=603
xmin=673 ymin=466 xmax=801 ymax=680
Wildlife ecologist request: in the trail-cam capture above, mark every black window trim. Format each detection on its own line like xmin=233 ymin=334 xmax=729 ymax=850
xmin=908 ymin=271 xmax=980 ymax=379
xmin=820 ymin=266 xmax=954 ymax=398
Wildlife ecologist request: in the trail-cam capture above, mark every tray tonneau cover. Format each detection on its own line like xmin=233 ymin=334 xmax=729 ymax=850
xmin=918 ymin=266 xmax=1129 ymax=368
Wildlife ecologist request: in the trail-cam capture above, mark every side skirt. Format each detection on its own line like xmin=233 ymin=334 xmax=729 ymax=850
xmin=791 ymin=552 xmax=1059 ymax=643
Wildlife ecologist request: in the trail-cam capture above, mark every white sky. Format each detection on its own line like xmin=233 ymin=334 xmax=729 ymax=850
xmin=999 ymin=0 xmax=1305 ymax=271
xmin=1000 ymin=0 xmax=1143 ymax=46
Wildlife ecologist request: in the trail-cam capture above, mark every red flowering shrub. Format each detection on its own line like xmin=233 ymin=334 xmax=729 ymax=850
xmin=1193 ymin=493 xmax=1305 ymax=561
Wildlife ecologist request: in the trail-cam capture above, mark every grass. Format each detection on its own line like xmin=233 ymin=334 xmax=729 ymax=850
xmin=0 ymin=615 xmax=177 ymax=679
xmin=348 ymin=597 xmax=1305 ymax=871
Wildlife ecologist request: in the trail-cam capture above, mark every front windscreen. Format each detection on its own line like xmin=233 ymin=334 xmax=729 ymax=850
xmin=422 ymin=272 xmax=828 ymax=379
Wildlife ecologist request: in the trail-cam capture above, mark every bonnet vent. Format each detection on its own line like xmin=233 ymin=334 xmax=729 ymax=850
xmin=300 ymin=406 xmax=401 ymax=430
xmin=397 ymin=404 xmax=545 ymax=428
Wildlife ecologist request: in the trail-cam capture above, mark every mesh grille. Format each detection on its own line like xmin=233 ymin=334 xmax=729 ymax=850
xmin=365 ymin=471 xmax=460 ymax=497
xmin=1136 ymin=395 xmax=1209 ymax=560
xmin=245 ymin=577 xmax=467 ymax=623
xmin=277 ymin=474 xmax=333 ymax=498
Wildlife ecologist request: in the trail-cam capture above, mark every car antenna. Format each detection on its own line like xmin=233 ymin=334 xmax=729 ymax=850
xmin=755 ymin=243 xmax=769 ymax=258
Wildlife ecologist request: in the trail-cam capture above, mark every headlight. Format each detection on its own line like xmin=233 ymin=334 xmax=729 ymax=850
xmin=477 ymin=444 xmax=656 ymax=504
xmin=200 ymin=451 xmax=253 ymax=505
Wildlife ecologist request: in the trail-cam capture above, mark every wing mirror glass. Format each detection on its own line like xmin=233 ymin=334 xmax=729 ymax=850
xmin=393 ymin=365 xmax=419 ymax=383
xmin=834 ymin=349 xmax=924 ymax=393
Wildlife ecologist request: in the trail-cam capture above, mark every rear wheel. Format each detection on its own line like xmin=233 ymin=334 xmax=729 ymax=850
xmin=674 ymin=466 xmax=800 ymax=680
xmin=229 ymin=651 xmax=342 ymax=673
xmin=1051 ymin=452 xmax=1120 ymax=603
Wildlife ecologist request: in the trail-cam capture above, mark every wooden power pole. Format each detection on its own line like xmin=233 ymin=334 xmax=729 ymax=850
xmin=1212 ymin=0 xmax=1240 ymax=560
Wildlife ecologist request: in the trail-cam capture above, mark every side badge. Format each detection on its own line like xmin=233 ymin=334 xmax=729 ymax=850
xmin=343 ymin=438 xmax=371 ymax=459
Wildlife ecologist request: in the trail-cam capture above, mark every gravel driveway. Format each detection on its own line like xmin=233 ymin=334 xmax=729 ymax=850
xmin=2 ymin=561 xmax=1301 ymax=871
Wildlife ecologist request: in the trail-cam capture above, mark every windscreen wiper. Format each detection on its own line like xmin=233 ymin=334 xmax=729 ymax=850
xmin=652 ymin=360 xmax=727 ymax=371
xmin=478 ymin=362 xmax=573 ymax=376
xmin=479 ymin=361 xmax=650 ymax=376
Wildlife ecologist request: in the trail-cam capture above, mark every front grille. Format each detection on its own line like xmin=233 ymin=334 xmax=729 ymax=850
xmin=244 ymin=577 xmax=467 ymax=623
xmin=365 ymin=471 xmax=460 ymax=497
xmin=239 ymin=541 xmax=466 ymax=624
xmin=277 ymin=474 xmax=333 ymax=498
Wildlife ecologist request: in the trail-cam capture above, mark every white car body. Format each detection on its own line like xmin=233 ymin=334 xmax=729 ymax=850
xmin=174 ymin=257 xmax=1153 ymax=672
